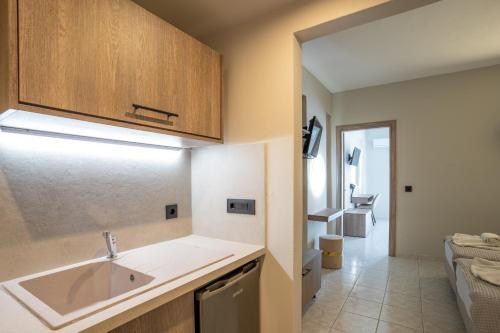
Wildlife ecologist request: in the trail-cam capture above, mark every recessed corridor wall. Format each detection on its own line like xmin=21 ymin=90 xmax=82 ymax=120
xmin=302 ymin=67 xmax=331 ymax=249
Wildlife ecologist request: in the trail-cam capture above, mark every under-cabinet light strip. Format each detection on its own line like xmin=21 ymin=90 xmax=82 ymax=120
xmin=0 ymin=125 xmax=183 ymax=151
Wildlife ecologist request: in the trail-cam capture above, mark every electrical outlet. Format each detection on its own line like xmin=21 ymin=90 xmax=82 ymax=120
xmin=405 ymin=185 xmax=413 ymax=193
xmin=165 ymin=204 xmax=178 ymax=220
xmin=227 ymin=199 xmax=255 ymax=215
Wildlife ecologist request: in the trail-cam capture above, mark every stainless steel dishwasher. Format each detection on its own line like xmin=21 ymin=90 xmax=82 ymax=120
xmin=195 ymin=259 xmax=261 ymax=333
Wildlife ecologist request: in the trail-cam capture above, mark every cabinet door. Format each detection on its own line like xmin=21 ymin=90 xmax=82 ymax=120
xmin=182 ymin=39 xmax=222 ymax=139
xmin=18 ymin=0 xmax=221 ymax=139
xmin=130 ymin=8 xmax=222 ymax=139
xmin=17 ymin=0 xmax=150 ymax=127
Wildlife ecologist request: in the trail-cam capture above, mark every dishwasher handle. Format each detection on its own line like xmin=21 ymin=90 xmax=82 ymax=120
xmin=196 ymin=260 xmax=260 ymax=301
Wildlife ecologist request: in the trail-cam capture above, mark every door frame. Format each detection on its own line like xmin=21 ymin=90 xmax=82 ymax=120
xmin=336 ymin=120 xmax=397 ymax=256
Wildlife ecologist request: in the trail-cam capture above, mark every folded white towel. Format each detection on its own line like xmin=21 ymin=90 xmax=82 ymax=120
xmin=481 ymin=233 xmax=500 ymax=244
xmin=471 ymin=257 xmax=500 ymax=286
xmin=452 ymin=233 xmax=500 ymax=251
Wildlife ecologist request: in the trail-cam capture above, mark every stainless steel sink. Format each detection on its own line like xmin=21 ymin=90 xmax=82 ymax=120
xmin=19 ymin=261 xmax=154 ymax=316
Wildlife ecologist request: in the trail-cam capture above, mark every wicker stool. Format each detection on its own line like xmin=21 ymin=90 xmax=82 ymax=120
xmin=319 ymin=234 xmax=343 ymax=269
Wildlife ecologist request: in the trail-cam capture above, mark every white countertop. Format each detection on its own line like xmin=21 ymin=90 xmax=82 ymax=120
xmin=0 ymin=235 xmax=265 ymax=333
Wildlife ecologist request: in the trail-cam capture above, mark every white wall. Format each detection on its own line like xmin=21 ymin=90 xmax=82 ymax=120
xmin=302 ymin=68 xmax=331 ymax=249
xmin=191 ymin=143 xmax=265 ymax=246
xmin=365 ymin=128 xmax=390 ymax=219
xmin=332 ymin=64 xmax=500 ymax=258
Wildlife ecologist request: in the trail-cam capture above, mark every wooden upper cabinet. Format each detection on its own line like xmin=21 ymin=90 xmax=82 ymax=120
xmin=17 ymin=0 xmax=222 ymax=140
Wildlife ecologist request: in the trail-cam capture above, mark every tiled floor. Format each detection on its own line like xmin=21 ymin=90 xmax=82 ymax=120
xmin=302 ymin=219 xmax=465 ymax=333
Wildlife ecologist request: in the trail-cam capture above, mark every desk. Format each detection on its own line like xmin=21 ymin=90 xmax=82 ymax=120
xmin=308 ymin=208 xmax=344 ymax=235
xmin=352 ymin=194 xmax=374 ymax=205
xmin=343 ymin=208 xmax=372 ymax=237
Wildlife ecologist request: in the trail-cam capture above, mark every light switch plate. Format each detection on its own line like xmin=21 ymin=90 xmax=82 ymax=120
xmin=227 ymin=199 xmax=255 ymax=215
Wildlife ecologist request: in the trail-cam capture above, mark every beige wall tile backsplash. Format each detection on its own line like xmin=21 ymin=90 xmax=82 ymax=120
xmin=0 ymin=135 xmax=192 ymax=281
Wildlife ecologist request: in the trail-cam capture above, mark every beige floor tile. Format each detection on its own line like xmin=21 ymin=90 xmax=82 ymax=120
xmin=303 ymin=303 xmax=341 ymax=327
xmin=418 ymin=264 xmax=447 ymax=279
xmin=389 ymin=262 xmax=419 ymax=272
xmin=376 ymin=320 xmax=423 ymax=333
xmin=386 ymin=284 xmax=420 ymax=297
xmin=319 ymin=284 xmax=353 ymax=299
xmin=356 ymin=275 xmax=388 ymax=290
xmin=341 ymin=265 xmax=365 ymax=277
xmin=314 ymin=292 xmax=348 ymax=311
xmin=364 ymin=263 xmax=390 ymax=274
xmin=420 ymin=287 xmax=455 ymax=305
xmin=423 ymin=318 xmax=466 ymax=333
xmin=387 ymin=276 xmax=420 ymax=287
xmin=383 ymin=291 xmax=421 ymax=312
xmin=421 ymin=299 xmax=461 ymax=321
xmin=389 ymin=263 xmax=419 ymax=273
xmin=351 ymin=285 xmax=385 ymax=303
xmin=310 ymin=221 xmax=453 ymax=333
xmin=332 ymin=311 xmax=378 ymax=333
xmin=356 ymin=279 xmax=388 ymax=291
xmin=419 ymin=277 xmax=450 ymax=290
xmin=302 ymin=318 xmax=332 ymax=333
xmin=362 ymin=265 xmax=390 ymax=274
xmin=379 ymin=305 xmax=423 ymax=330
xmin=359 ymin=270 xmax=389 ymax=280
xmin=323 ymin=272 xmax=359 ymax=286
xmin=388 ymin=275 xmax=420 ymax=285
xmin=422 ymin=303 xmax=464 ymax=332
xmin=343 ymin=296 xmax=382 ymax=319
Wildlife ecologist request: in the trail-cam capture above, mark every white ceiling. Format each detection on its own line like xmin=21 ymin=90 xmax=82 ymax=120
xmin=133 ymin=0 xmax=301 ymax=38
xmin=303 ymin=0 xmax=500 ymax=93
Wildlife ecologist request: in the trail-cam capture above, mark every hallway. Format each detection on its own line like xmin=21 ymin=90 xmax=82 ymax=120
xmin=302 ymin=220 xmax=465 ymax=333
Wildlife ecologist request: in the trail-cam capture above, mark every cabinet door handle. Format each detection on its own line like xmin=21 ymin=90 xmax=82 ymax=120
xmin=125 ymin=104 xmax=179 ymax=126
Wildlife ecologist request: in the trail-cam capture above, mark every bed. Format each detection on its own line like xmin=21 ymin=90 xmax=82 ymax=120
xmin=444 ymin=236 xmax=500 ymax=292
xmin=455 ymin=258 xmax=500 ymax=333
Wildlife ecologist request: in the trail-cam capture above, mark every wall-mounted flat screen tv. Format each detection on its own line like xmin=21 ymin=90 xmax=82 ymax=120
xmin=348 ymin=147 xmax=361 ymax=166
xmin=303 ymin=116 xmax=322 ymax=159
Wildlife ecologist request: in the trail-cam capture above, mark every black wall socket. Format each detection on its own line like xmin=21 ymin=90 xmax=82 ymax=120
xmin=165 ymin=204 xmax=178 ymax=220
xmin=405 ymin=185 xmax=413 ymax=193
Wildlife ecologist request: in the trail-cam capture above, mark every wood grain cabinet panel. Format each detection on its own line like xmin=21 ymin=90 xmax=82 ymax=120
xmin=109 ymin=292 xmax=195 ymax=333
xmin=17 ymin=0 xmax=222 ymax=139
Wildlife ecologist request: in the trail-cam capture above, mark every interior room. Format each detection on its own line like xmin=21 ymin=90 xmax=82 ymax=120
xmin=300 ymin=0 xmax=500 ymax=331
xmin=342 ymin=127 xmax=390 ymax=254
xmin=1 ymin=0 xmax=500 ymax=333
xmin=343 ymin=128 xmax=390 ymax=239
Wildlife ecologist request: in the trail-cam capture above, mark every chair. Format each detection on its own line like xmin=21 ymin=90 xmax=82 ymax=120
xmin=357 ymin=193 xmax=380 ymax=225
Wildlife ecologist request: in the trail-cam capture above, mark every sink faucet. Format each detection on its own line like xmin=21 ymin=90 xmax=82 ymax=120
xmin=102 ymin=231 xmax=118 ymax=259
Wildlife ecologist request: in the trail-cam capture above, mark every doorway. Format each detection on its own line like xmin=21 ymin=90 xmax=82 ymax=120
xmin=336 ymin=120 xmax=397 ymax=256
